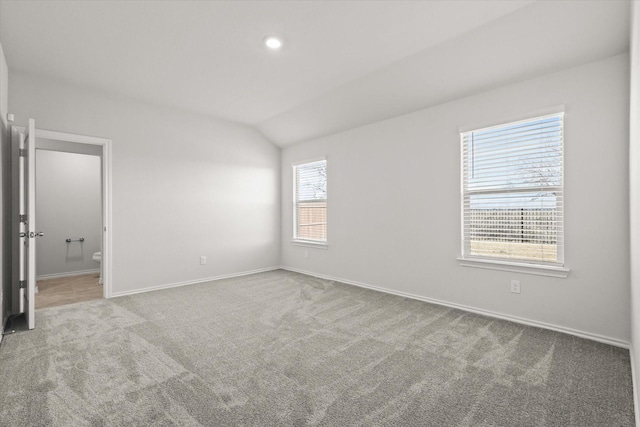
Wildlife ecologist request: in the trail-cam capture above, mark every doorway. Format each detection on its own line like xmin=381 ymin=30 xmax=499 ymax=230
xmin=35 ymin=145 xmax=103 ymax=309
xmin=11 ymin=126 xmax=112 ymax=319
xmin=34 ymin=130 xmax=112 ymax=307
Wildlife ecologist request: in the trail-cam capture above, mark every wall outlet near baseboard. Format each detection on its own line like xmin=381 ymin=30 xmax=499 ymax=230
xmin=304 ymin=250 xmax=309 ymax=259
xmin=200 ymin=256 xmax=207 ymax=265
xmin=510 ymin=280 xmax=521 ymax=294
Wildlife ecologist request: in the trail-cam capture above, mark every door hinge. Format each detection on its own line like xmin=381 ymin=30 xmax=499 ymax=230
xmin=18 ymin=280 xmax=26 ymax=289
xmin=19 ymin=214 xmax=27 ymax=224
xmin=18 ymin=148 xmax=27 ymax=157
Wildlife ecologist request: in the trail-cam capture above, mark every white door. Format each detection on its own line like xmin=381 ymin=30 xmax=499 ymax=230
xmin=15 ymin=119 xmax=38 ymax=329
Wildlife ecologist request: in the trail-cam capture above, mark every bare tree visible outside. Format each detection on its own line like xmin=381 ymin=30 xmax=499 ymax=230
xmin=463 ymin=114 xmax=563 ymax=263
xmin=295 ymin=160 xmax=327 ymax=241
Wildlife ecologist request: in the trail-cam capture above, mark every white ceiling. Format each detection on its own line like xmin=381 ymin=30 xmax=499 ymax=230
xmin=0 ymin=0 xmax=631 ymax=147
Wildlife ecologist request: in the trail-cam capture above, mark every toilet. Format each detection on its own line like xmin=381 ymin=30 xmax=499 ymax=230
xmin=92 ymin=251 xmax=103 ymax=284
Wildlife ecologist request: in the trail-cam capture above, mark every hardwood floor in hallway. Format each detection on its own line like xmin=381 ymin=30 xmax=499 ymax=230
xmin=36 ymin=273 xmax=103 ymax=310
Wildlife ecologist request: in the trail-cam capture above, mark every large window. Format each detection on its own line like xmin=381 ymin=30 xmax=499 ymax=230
xmin=461 ymin=113 xmax=564 ymax=266
xmin=293 ymin=159 xmax=327 ymax=243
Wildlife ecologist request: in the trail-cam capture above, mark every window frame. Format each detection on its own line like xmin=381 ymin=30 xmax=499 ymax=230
xmin=458 ymin=112 xmax=570 ymax=278
xmin=292 ymin=158 xmax=328 ymax=247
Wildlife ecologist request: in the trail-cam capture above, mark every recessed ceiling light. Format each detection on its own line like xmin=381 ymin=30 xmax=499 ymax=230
xmin=264 ymin=36 xmax=283 ymax=50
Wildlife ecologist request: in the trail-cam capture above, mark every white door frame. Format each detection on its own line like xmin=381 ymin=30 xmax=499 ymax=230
xmin=34 ymin=128 xmax=113 ymax=299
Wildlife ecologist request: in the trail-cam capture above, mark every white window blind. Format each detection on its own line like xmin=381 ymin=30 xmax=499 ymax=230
xmin=294 ymin=160 xmax=327 ymax=242
xmin=461 ymin=113 xmax=564 ymax=265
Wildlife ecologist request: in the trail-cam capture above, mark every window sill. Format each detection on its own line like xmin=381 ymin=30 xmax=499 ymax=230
xmin=291 ymin=240 xmax=328 ymax=249
xmin=457 ymin=257 xmax=570 ymax=278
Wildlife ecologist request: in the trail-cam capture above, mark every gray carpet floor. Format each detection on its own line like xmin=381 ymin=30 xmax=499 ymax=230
xmin=0 ymin=269 xmax=635 ymax=426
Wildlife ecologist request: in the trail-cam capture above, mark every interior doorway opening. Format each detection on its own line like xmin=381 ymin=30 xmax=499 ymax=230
xmin=32 ymin=130 xmax=112 ymax=308
xmin=34 ymin=143 xmax=104 ymax=309
xmin=10 ymin=125 xmax=112 ymax=325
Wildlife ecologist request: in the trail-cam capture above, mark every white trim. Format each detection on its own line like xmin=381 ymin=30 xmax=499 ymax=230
xmin=281 ymin=266 xmax=629 ymax=349
xmin=34 ymin=128 xmax=113 ymax=300
xmin=459 ymin=112 xmax=566 ymax=272
xmin=36 ymin=269 xmax=100 ymax=281
xmin=110 ymin=266 xmax=280 ymax=298
xmin=291 ymin=240 xmax=328 ymax=249
xmin=103 ymin=138 xmax=113 ymax=298
xmin=292 ymin=158 xmax=328 ymax=243
xmin=291 ymin=156 xmax=327 ymax=167
xmin=36 ymin=129 xmax=109 ymax=146
xmin=458 ymin=104 xmax=566 ymax=134
xmin=457 ymin=257 xmax=570 ymax=278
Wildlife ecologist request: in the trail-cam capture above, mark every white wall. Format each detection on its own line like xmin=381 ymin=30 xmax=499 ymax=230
xmin=628 ymin=1 xmax=640 ymax=422
xmin=9 ymin=72 xmax=281 ymax=295
xmin=35 ymin=150 xmax=102 ymax=277
xmin=282 ymin=54 xmax=631 ymax=344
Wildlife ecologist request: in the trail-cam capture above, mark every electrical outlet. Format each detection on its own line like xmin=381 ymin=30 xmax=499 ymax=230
xmin=510 ymin=280 xmax=521 ymax=294
xmin=200 ymin=256 xmax=206 ymax=265
xmin=304 ymin=250 xmax=309 ymax=259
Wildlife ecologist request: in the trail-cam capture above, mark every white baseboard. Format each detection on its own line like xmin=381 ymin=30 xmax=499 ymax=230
xmin=37 ymin=269 xmax=100 ymax=281
xmin=281 ymin=266 xmax=631 ymax=349
xmin=110 ymin=266 xmax=281 ymax=298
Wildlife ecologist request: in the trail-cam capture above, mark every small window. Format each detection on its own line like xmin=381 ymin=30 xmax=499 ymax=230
xmin=461 ymin=113 xmax=564 ymax=266
xmin=293 ymin=160 xmax=327 ymax=243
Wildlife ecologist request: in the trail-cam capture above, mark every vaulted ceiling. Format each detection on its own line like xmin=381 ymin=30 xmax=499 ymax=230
xmin=0 ymin=1 xmax=630 ymax=147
